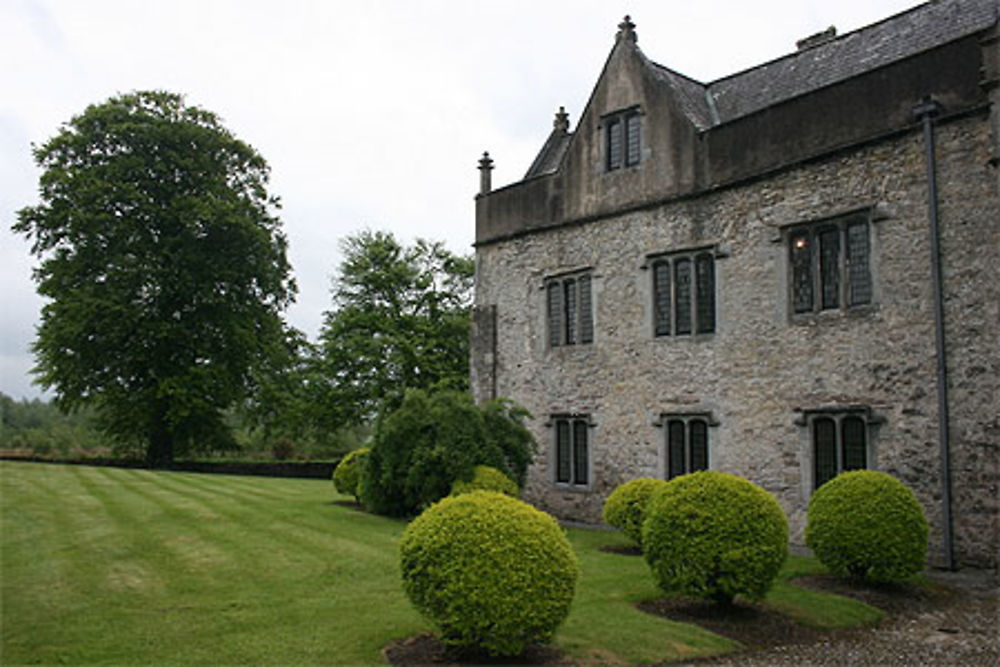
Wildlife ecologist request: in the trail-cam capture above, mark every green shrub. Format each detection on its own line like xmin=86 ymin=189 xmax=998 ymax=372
xmin=806 ymin=470 xmax=928 ymax=583
xmin=642 ymin=471 xmax=788 ymax=604
xmin=332 ymin=447 xmax=370 ymax=501
xmin=399 ymin=491 xmax=579 ymax=656
xmin=451 ymin=465 xmax=519 ymax=497
xmin=359 ymin=390 xmax=535 ymax=516
xmin=602 ymin=478 xmax=669 ymax=548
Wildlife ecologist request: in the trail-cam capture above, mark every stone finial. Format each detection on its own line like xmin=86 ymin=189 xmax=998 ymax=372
xmin=478 ymin=151 xmax=494 ymax=195
xmin=617 ymin=15 xmax=637 ymax=43
xmin=553 ymin=106 xmax=570 ymax=133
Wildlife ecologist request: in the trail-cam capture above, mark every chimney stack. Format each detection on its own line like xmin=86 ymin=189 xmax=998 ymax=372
xmin=478 ymin=151 xmax=494 ymax=195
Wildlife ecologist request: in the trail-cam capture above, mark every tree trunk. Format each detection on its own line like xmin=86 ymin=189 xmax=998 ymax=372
xmin=146 ymin=407 xmax=174 ymax=468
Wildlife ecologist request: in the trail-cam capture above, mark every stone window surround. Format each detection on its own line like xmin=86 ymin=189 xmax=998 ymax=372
xmin=653 ymin=411 xmax=720 ymax=479
xmin=545 ymin=413 xmax=596 ymax=492
xmin=600 ymin=105 xmax=644 ymax=172
xmin=772 ymin=203 xmax=892 ymax=323
xmin=640 ymin=243 xmax=727 ymax=339
xmin=794 ymin=405 xmax=885 ymax=496
xmin=541 ymin=266 xmax=596 ymax=349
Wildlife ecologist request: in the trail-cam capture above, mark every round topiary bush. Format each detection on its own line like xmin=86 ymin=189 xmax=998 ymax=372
xmin=451 ymin=465 xmax=519 ymax=497
xmin=332 ymin=447 xmax=370 ymax=501
xmin=602 ymin=478 xmax=669 ymax=548
xmin=399 ymin=491 xmax=579 ymax=656
xmin=806 ymin=470 xmax=928 ymax=583
xmin=642 ymin=471 xmax=788 ymax=604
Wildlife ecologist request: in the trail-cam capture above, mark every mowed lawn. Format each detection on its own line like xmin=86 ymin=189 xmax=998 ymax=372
xmin=0 ymin=462 xmax=878 ymax=664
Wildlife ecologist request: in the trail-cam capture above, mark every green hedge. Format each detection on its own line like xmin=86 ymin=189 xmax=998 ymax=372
xmin=451 ymin=465 xmax=518 ymax=497
xmin=602 ymin=478 xmax=668 ymax=548
xmin=806 ymin=470 xmax=928 ymax=583
xmin=332 ymin=447 xmax=370 ymax=500
xmin=399 ymin=491 xmax=579 ymax=656
xmin=643 ymin=471 xmax=788 ymax=604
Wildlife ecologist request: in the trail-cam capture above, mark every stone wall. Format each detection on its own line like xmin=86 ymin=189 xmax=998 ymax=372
xmin=472 ymin=114 xmax=999 ymax=567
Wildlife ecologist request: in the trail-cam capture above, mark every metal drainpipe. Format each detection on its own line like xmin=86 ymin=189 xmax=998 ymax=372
xmin=912 ymin=97 xmax=955 ymax=571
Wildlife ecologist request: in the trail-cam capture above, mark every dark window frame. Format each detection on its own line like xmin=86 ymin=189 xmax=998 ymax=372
xmin=550 ymin=414 xmax=591 ymax=487
xmin=604 ymin=107 xmax=642 ymax=171
xmin=655 ymin=412 xmax=716 ymax=480
xmin=797 ymin=408 xmax=877 ymax=490
xmin=788 ymin=213 xmax=872 ymax=316
xmin=649 ymin=248 xmax=717 ymax=337
xmin=545 ymin=271 xmax=594 ymax=347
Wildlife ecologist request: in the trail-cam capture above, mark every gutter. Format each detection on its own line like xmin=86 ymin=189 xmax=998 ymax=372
xmin=912 ymin=97 xmax=956 ymax=571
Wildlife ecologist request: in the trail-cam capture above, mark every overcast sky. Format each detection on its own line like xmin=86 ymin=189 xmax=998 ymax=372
xmin=1 ymin=0 xmax=920 ymax=401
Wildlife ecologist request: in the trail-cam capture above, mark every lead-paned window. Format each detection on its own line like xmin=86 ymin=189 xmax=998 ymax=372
xmin=554 ymin=415 xmax=589 ymax=486
xmin=606 ymin=108 xmax=641 ymax=171
xmin=664 ymin=415 xmax=711 ymax=479
xmin=651 ymin=250 xmax=716 ymax=337
xmin=789 ymin=215 xmax=872 ymax=315
xmin=812 ymin=413 xmax=869 ymax=489
xmin=546 ymin=272 xmax=593 ymax=347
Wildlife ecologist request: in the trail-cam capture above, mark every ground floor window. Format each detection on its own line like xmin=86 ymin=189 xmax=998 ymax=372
xmin=797 ymin=408 xmax=876 ymax=489
xmin=552 ymin=415 xmax=590 ymax=486
xmin=658 ymin=414 xmax=713 ymax=479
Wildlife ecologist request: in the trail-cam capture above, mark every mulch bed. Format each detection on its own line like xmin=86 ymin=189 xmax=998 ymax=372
xmin=637 ymin=597 xmax=825 ymax=650
xmin=383 ymin=633 xmax=569 ymax=666
xmin=383 ymin=555 xmax=960 ymax=664
xmin=790 ymin=573 xmax=955 ymax=617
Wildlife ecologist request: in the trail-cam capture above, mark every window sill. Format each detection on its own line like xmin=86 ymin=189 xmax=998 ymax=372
xmin=552 ymin=482 xmax=592 ymax=493
xmin=790 ymin=303 xmax=878 ymax=325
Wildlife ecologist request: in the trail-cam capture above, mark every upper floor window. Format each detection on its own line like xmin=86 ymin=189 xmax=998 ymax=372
xmin=651 ymin=249 xmax=716 ymax=336
xmin=789 ymin=214 xmax=872 ymax=315
xmin=546 ymin=272 xmax=593 ymax=347
xmin=605 ymin=107 xmax=641 ymax=171
xmin=552 ymin=414 xmax=590 ymax=487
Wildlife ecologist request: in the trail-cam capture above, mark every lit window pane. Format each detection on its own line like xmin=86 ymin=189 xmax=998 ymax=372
xmin=791 ymin=231 xmax=813 ymax=313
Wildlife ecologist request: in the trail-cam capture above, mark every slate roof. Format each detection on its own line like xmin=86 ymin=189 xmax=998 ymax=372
xmin=703 ymin=0 xmax=998 ymax=124
xmin=524 ymin=0 xmax=998 ymax=176
xmin=524 ymin=130 xmax=572 ymax=179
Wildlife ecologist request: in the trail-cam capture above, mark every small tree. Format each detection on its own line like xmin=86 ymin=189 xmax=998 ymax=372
xmin=316 ymin=231 xmax=473 ymax=429
xmin=359 ymin=389 xmax=535 ymax=516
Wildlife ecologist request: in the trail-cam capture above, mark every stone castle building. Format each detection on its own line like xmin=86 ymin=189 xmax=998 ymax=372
xmin=471 ymin=0 xmax=999 ymax=568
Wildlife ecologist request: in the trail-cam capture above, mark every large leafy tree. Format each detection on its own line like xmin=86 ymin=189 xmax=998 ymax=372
xmin=14 ymin=91 xmax=296 ymax=466
xmin=316 ymin=230 xmax=473 ymax=427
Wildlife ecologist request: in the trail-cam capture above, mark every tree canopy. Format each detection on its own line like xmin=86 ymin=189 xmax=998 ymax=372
xmin=14 ymin=90 xmax=296 ymax=466
xmin=315 ymin=230 xmax=473 ymax=427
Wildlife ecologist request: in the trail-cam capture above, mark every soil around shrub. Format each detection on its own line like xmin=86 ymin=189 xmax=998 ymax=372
xmin=790 ymin=573 xmax=954 ymax=616
xmin=382 ymin=632 xmax=568 ymax=665
xmin=637 ymin=597 xmax=825 ymax=650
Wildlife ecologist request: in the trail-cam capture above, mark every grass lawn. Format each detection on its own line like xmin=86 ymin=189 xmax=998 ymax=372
xmin=1 ymin=462 xmax=880 ymax=664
